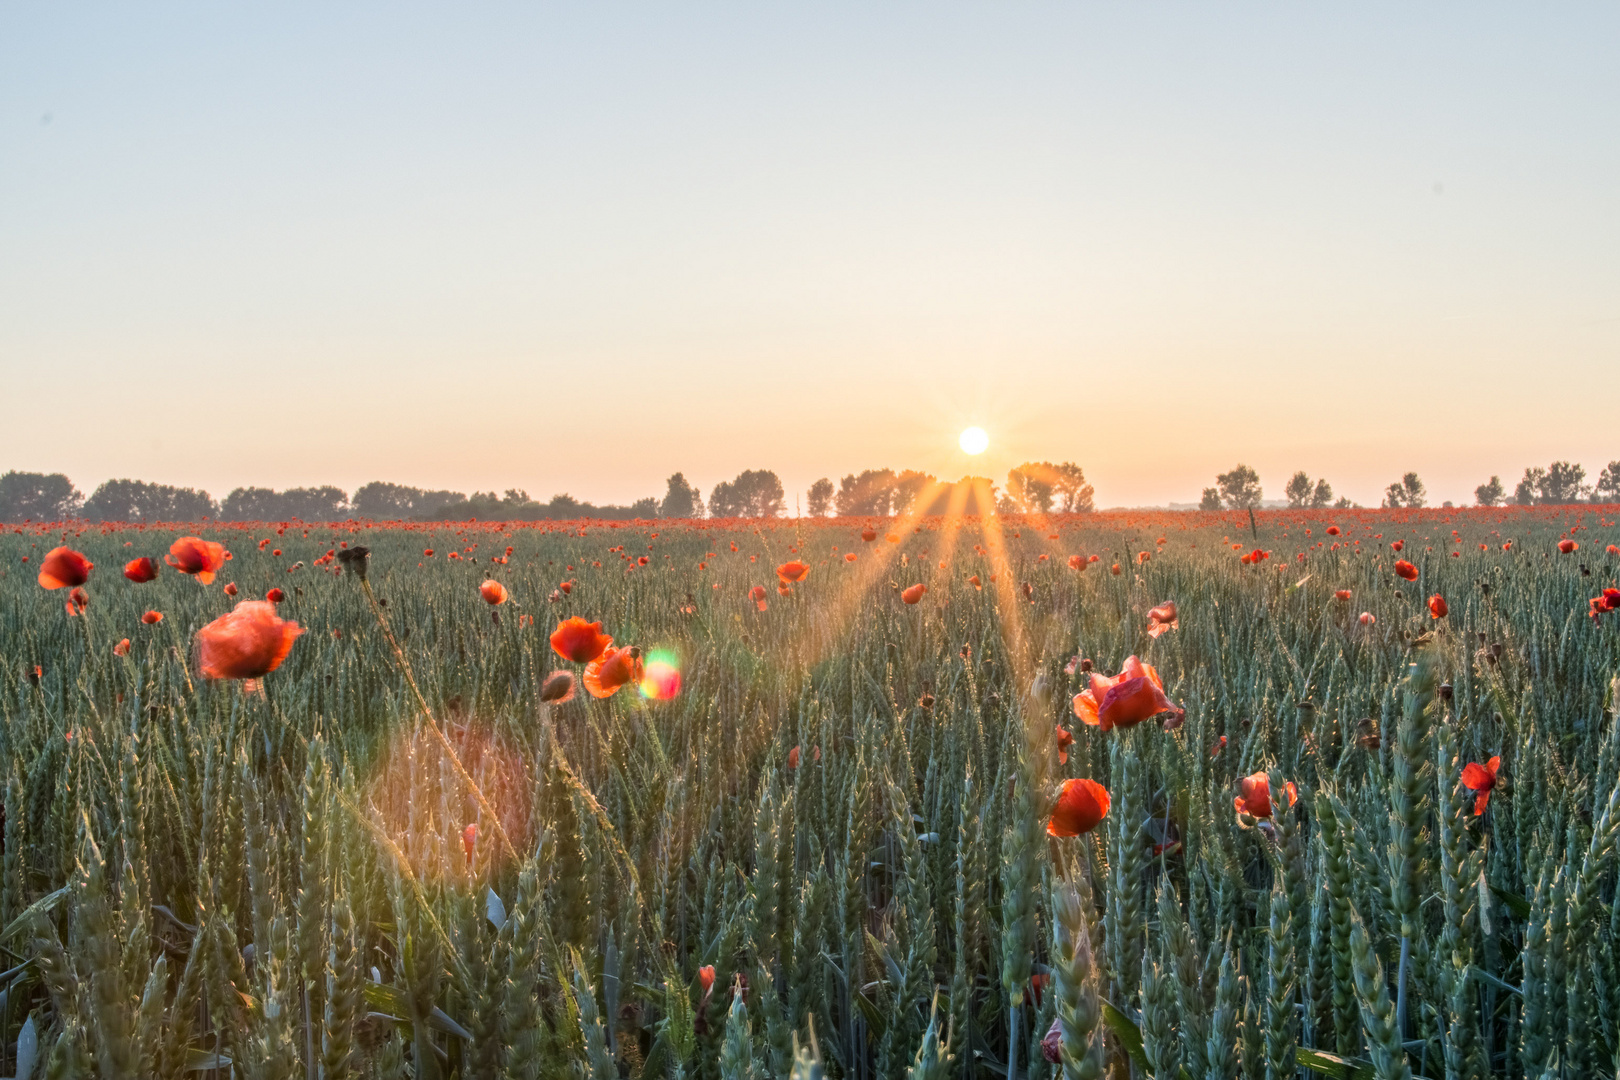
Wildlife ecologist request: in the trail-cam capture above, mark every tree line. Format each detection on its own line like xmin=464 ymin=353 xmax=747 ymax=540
xmin=0 ymin=461 xmax=1098 ymax=522
xmin=1198 ymin=459 xmax=1620 ymax=511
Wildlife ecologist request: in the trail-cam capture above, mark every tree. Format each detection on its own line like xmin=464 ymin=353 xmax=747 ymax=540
xmin=629 ymin=496 xmax=660 ymax=518
xmin=1514 ymin=468 xmax=1544 ymax=506
xmin=1005 ymin=466 xmax=1054 ymax=513
xmin=281 ymin=486 xmax=349 ymax=520
xmin=1199 ymin=488 xmax=1223 ymax=512
xmin=1474 ymin=476 xmax=1505 ymax=507
xmin=806 ymin=478 xmax=834 ymax=517
xmin=892 ymin=470 xmax=936 ymax=514
xmin=221 ymin=487 xmax=284 ymax=520
xmin=660 ymin=473 xmax=704 ymax=519
xmin=1538 ymin=461 xmax=1587 ymax=504
xmin=84 ymin=479 xmax=217 ymax=521
xmin=0 ymin=471 xmax=83 ymax=521
xmin=1215 ymin=465 xmax=1262 ymax=510
xmin=1006 ymin=462 xmax=1094 ymax=513
xmin=1383 ymin=472 xmax=1426 ymax=509
xmin=1596 ymin=462 xmax=1620 ymax=503
xmin=352 ymin=482 xmax=466 ymax=519
xmin=732 ymin=470 xmax=786 ymax=517
xmin=708 ymin=481 xmax=739 ymax=518
xmin=1284 ymin=471 xmax=1313 ymax=509
xmin=1333 ymin=496 xmax=1354 ymax=509
xmin=835 ymin=470 xmax=898 ymax=516
xmin=1311 ymin=479 xmax=1334 ymax=508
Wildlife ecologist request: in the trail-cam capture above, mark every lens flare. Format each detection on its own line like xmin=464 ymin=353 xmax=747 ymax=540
xmin=639 ymin=650 xmax=682 ymax=700
xmin=959 ymin=427 xmax=989 ymax=455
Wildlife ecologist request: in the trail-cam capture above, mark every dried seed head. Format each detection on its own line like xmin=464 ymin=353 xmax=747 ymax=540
xmin=336 ymin=545 xmax=370 ymax=580
xmin=540 ymin=671 xmax=577 ymax=704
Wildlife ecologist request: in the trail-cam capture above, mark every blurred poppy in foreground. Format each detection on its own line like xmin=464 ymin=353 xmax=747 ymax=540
xmin=1558 ymin=539 xmax=1577 ymax=554
xmin=901 ymin=583 xmax=927 ymax=605
xmin=167 ymin=537 xmax=227 ymax=584
xmin=141 ymin=611 xmax=163 ymax=625
xmin=196 ymin=601 xmax=304 ymax=681
xmin=480 ymin=580 xmax=509 ymax=605
xmin=1055 ymin=725 xmax=1074 ymax=764
xmin=1461 ymin=756 xmax=1501 ymax=815
xmin=539 ymin=671 xmax=577 ymax=703
xmin=113 ymin=638 xmax=131 ymax=657
xmin=1047 ymin=778 xmax=1109 ymax=837
xmin=38 ymin=547 xmax=92 ymax=590
xmin=123 ymin=557 xmax=159 ymax=584
xmin=749 ymin=585 xmax=768 ymax=611
xmin=1394 ymin=560 xmax=1419 ymax=581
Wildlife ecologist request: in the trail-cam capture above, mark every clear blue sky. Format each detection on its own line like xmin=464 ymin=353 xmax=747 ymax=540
xmin=3 ymin=4 xmax=1617 ymax=508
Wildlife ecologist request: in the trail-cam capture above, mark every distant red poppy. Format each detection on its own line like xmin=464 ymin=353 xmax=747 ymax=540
xmin=1608 ymin=545 xmax=1619 ymax=557
xmin=1234 ymin=772 xmax=1296 ymax=819
xmin=559 ymin=581 xmax=573 ymax=594
xmin=1359 ymin=612 xmax=1376 ymax=625
xmin=967 ymin=575 xmax=981 ymax=590
xmin=1146 ymin=601 xmax=1178 ymax=638
xmin=750 ymin=585 xmax=769 ymax=611
xmin=1428 ymin=594 xmax=1448 ymax=619
xmin=141 ymin=610 xmax=163 ymax=625
xmin=584 ymin=646 xmax=644 ymax=698
xmin=788 ymin=746 xmax=801 ymax=769
xmin=196 ymin=600 xmax=304 ymax=680
xmin=65 ymin=587 xmax=89 ymax=616
xmin=1334 ymin=589 xmax=1352 ymax=601
xmin=123 ymin=557 xmax=159 ymax=584
xmin=1211 ymin=735 xmax=1227 ymax=758
xmin=1392 ymin=540 xmax=1405 ymax=552
xmin=1558 ymin=539 xmax=1577 ymax=554
xmin=221 ymin=582 xmax=237 ymax=597
xmin=462 ymin=823 xmax=478 ymax=864
xmin=113 ymin=638 xmax=131 ymax=657
xmin=1068 ymin=555 xmax=1084 ymax=570
xmin=901 ymin=583 xmax=927 ymax=605
xmin=699 ymin=964 xmax=717 ymax=1009
xmin=861 ymin=529 xmax=877 ymax=542
xmin=1110 ymin=563 xmax=1122 ymax=575
xmin=776 ymin=560 xmax=810 ymax=584
xmin=550 ymin=617 xmax=612 ymax=663
xmin=1326 ymin=526 xmax=1340 ymax=536
xmin=167 ymin=537 xmax=227 ymax=585
xmin=266 ymin=587 xmax=286 ymax=603
xmin=1055 ymin=725 xmax=1075 ymax=764
xmin=1460 ymin=756 xmax=1501 ymax=816
xmin=38 ymin=547 xmax=92 ymax=590
xmin=844 ymin=553 xmax=858 ymax=562
xmin=1394 ymin=560 xmax=1419 ymax=581
xmin=1047 ymin=778 xmax=1110 ymax=837
xmin=480 ymin=580 xmax=509 ymax=605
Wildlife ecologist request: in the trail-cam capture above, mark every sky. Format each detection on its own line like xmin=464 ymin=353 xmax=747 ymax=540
xmin=3 ymin=4 xmax=1618 ymax=510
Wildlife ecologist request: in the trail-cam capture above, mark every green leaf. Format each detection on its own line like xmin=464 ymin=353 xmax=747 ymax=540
xmin=1100 ymin=1001 xmax=1149 ymax=1074
xmin=1489 ymin=883 xmax=1532 ymax=920
xmin=1295 ymin=1047 xmax=1375 ymax=1078
xmin=1 ymin=889 xmax=70 ymax=943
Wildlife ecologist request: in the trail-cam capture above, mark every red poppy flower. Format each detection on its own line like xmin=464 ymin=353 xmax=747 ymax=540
xmin=65 ymin=587 xmax=89 ymax=616
xmin=1047 ymin=778 xmax=1110 ymax=837
xmin=196 ymin=601 xmax=304 ymax=680
xmin=1072 ymin=655 xmax=1181 ymax=732
xmin=1068 ymin=554 xmax=1084 ymax=570
xmin=698 ymin=964 xmax=717 ymax=1009
xmin=38 ymin=547 xmax=92 ymax=590
xmin=1055 ymin=725 xmax=1075 ymax=764
xmin=167 ymin=537 xmax=227 ymax=585
xmin=1394 ymin=560 xmax=1419 ymax=581
xmin=1607 ymin=545 xmax=1619 ymax=557
xmin=1359 ymin=612 xmax=1376 ymax=625
xmin=480 ymin=580 xmax=509 ymax=605
xmin=1428 ymin=594 xmax=1448 ymax=619
xmin=123 ymin=557 xmax=159 ymax=584
xmin=844 ymin=552 xmax=857 ymax=562
xmin=901 ymin=583 xmax=927 ymax=605
xmin=1326 ymin=526 xmax=1340 ymax=536
xmin=1460 ymin=756 xmax=1501 ymax=816
xmin=1234 ymin=772 xmax=1296 ymax=819
xmin=788 ymin=746 xmax=801 ymax=769
xmin=584 ymin=646 xmax=643 ymax=698
xmin=1392 ymin=540 xmax=1405 ymax=552
xmin=749 ymin=585 xmax=768 ymax=611
xmin=1146 ymin=601 xmax=1178 ymax=638
xmin=141 ymin=610 xmax=163 ymax=625
xmin=550 ymin=617 xmax=612 ymax=663
xmin=266 ymin=587 xmax=285 ymax=603
xmin=861 ymin=529 xmax=877 ymax=542
xmin=462 ymin=824 xmax=478 ymax=863
xmin=559 ymin=581 xmax=573 ymax=594
xmin=1334 ymin=589 xmax=1352 ymax=601
xmin=113 ymin=638 xmax=131 ymax=657
xmin=1211 ymin=735 xmax=1227 ymax=758
xmin=1558 ymin=539 xmax=1577 ymax=554
xmin=776 ymin=560 xmax=810 ymax=584
xmin=967 ymin=575 xmax=981 ymax=590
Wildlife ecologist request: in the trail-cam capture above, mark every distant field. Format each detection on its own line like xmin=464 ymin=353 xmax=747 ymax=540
xmin=1 ymin=506 xmax=1617 ymax=1079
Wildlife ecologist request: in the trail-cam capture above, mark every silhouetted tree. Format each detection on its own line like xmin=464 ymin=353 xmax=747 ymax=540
xmin=1475 ymin=476 xmax=1505 ymax=507
xmin=84 ymin=479 xmax=217 ymax=521
xmin=1199 ymin=488 xmax=1223 ymax=512
xmin=352 ymin=482 xmax=466 ymax=519
xmin=1596 ymin=461 xmax=1620 ymax=503
xmin=1382 ymin=472 xmax=1426 ymax=509
xmin=0 ymin=471 xmax=83 ymax=521
xmin=892 ymin=470 xmax=937 ymax=514
xmin=1005 ymin=462 xmax=1094 ymax=513
xmin=221 ymin=487 xmax=284 ymax=520
xmin=710 ymin=470 xmax=785 ymax=518
xmin=1514 ymin=468 xmax=1543 ymax=506
xmin=806 ymin=478 xmax=834 ymax=517
xmin=1284 ymin=471 xmax=1313 ymax=509
xmin=1215 ymin=465 xmax=1262 ymax=510
xmin=1538 ymin=461 xmax=1588 ymax=504
xmin=835 ymin=470 xmax=898 ymax=516
xmin=659 ymin=473 xmax=704 ymax=519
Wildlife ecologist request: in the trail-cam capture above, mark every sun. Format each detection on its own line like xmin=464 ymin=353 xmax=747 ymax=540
xmin=959 ymin=427 xmax=989 ymax=455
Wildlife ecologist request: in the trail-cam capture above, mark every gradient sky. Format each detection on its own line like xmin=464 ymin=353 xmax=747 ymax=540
xmin=3 ymin=4 xmax=1617 ymax=510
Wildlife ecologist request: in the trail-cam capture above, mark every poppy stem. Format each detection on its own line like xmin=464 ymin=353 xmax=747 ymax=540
xmin=356 ymin=577 xmax=518 ymax=863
